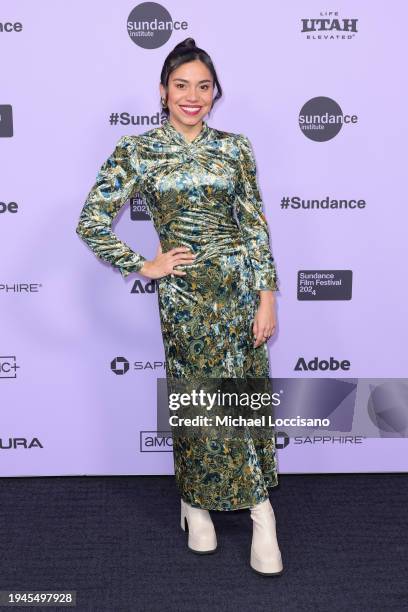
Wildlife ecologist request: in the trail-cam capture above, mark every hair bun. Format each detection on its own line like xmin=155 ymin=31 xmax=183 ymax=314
xmin=173 ymin=37 xmax=196 ymax=51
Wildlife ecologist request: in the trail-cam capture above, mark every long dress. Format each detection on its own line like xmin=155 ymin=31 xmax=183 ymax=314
xmin=76 ymin=119 xmax=280 ymax=511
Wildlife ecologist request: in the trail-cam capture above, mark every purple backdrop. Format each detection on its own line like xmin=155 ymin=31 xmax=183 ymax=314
xmin=1 ymin=0 xmax=407 ymax=476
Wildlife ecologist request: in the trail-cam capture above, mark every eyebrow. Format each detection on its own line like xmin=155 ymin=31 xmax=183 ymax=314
xmin=172 ymin=78 xmax=212 ymax=83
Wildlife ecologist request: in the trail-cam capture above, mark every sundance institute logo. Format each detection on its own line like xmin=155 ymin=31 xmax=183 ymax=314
xmin=127 ymin=2 xmax=188 ymax=49
xmin=299 ymin=96 xmax=358 ymax=142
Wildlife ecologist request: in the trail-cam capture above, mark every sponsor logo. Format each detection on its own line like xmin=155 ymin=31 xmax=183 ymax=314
xmin=140 ymin=430 xmax=173 ymax=451
xmin=111 ymin=358 xmax=166 ymax=374
xmin=295 ymin=357 xmax=351 ymax=371
xmin=130 ymin=194 xmax=151 ymax=221
xmin=0 ymin=437 xmax=43 ymax=449
xmin=0 ymin=355 xmax=20 ymax=378
xmin=299 ymin=97 xmax=358 ymax=141
xmin=127 ymin=2 xmax=188 ymax=49
xmin=0 ymin=105 xmax=13 ymax=137
xmin=0 ymin=200 xmax=19 ymax=214
xmin=0 ymin=21 xmax=23 ymax=33
xmin=130 ymin=279 xmax=158 ymax=294
xmin=0 ymin=283 xmax=42 ymax=293
xmin=297 ymin=270 xmax=352 ymax=300
xmin=301 ymin=12 xmax=358 ymax=39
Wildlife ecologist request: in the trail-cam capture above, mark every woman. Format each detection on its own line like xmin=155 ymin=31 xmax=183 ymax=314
xmin=76 ymin=37 xmax=283 ymax=576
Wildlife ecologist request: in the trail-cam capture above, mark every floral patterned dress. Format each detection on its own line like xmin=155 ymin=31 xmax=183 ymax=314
xmin=76 ymin=119 xmax=280 ymax=511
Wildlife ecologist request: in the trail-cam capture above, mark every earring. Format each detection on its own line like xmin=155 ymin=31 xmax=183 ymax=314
xmin=161 ymin=97 xmax=167 ymax=108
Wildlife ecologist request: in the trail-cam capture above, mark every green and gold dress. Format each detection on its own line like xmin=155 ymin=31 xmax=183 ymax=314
xmin=76 ymin=119 xmax=280 ymax=511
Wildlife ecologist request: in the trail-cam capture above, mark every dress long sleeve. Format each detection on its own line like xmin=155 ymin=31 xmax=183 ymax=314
xmin=76 ymin=135 xmax=147 ymax=278
xmin=234 ymin=134 xmax=279 ymax=291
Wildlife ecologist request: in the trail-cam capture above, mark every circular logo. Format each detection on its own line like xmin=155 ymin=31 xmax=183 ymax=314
xmin=367 ymin=381 xmax=408 ymax=436
xmin=111 ymin=356 xmax=130 ymax=375
xmin=127 ymin=2 xmax=174 ymax=49
xmin=299 ymin=96 xmax=344 ymax=142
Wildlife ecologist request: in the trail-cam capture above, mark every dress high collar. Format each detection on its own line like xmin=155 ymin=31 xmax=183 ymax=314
xmin=162 ymin=119 xmax=210 ymax=146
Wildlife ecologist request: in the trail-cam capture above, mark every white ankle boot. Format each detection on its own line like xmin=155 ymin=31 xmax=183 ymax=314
xmin=250 ymin=498 xmax=283 ymax=575
xmin=180 ymin=498 xmax=217 ymax=554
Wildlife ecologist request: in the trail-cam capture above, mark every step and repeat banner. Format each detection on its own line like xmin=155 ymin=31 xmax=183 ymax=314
xmin=1 ymin=1 xmax=407 ymax=476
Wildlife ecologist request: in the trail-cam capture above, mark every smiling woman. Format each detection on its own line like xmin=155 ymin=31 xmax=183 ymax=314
xmin=172 ymin=75 xmax=213 ymax=117
xmin=158 ymin=39 xmax=222 ymax=143
xmin=76 ymin=36 xmax=282 ymax=576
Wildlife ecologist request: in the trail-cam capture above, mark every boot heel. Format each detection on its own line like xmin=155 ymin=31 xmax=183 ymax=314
xmin=179 ymin=498 xmax=217 ymax=554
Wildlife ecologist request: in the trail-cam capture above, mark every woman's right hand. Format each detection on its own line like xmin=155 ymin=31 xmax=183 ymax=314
xmin=139 ymin=245 xmax=196 ymax=279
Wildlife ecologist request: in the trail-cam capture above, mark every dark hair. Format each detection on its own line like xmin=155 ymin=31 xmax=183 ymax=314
xmin=160 ymin=37 xmax=222 ymax=118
